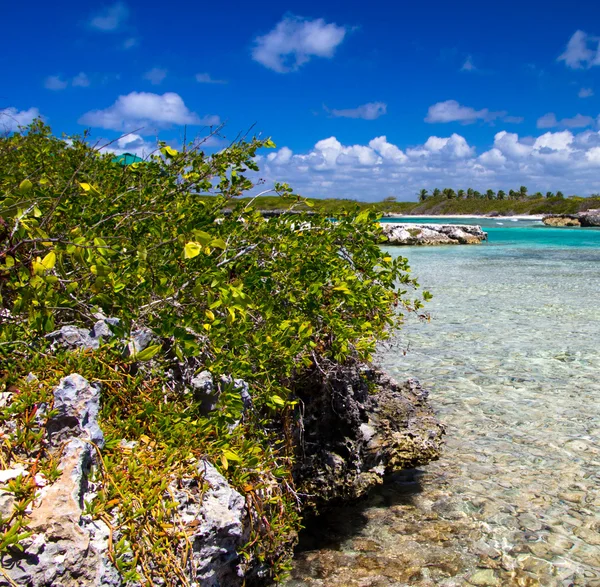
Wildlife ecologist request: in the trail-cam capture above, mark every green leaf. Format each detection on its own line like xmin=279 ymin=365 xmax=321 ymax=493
xmin=184 ymin=242 xmax=202 ymax=259
xmin=19 ymin=179 xmax=33 ymax=193
xmin=134 ymin=344 xmax=161 ymax=361
xmin=211 ymin=238 xmax=227 ymax=250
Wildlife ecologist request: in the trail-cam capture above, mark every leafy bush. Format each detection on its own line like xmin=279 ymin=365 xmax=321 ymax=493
xmin=0 ymin=121 xmax=424 ymax=582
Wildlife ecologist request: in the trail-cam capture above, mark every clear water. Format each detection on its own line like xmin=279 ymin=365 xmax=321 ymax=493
xmin=288 ymin=219 xmax=600 ymax=587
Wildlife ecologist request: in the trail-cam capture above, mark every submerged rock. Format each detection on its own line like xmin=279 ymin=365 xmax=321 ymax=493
xmin=381 ymin=223 xmax=487 ymax=245
xmin=293 ymin=363 xmax=445 ymax=505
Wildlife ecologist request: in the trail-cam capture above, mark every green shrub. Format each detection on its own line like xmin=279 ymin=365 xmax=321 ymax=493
xmin=0 ymin=121 xmax=424 ymax=582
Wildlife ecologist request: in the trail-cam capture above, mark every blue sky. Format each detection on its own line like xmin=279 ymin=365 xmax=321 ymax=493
xmin=3 ymin=0 xmax=600 ymax=200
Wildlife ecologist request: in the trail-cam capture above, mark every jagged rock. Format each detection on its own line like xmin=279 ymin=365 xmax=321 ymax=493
xmin=46 ymin=320 xmax=116 ymax=351
xmin=171 ymin=460 xmax=248 ymax=586
xmin=381 ymin=223 xmax=486 ymax=245
xmin=293 ymin=363 xmax=445 ymax=505
xmin=191 ymin=370 xmax=219 ymax=413
xmin=542 ymin=210 xmax=600 ymax=227
xmin=47 ymin=374 xmax=104 ymax=448
xmin=125 ymin=327 xmax=154 ymax=357
xmin=0 ymin=374 xmax=116 ymax=587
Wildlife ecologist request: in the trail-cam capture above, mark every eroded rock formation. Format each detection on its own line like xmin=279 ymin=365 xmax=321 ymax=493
xmin=542 ymin=210 xmax=600 ymax=227
xmin=381 ymin=223 xmax=487 ymax=245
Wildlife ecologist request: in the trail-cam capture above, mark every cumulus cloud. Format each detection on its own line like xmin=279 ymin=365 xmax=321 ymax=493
xmin=579 ymin=87 xmax=594 ymax=98
xmin=0 ymin=107 xmax=41 ymax=133
xmin=79 ymin=92 xmax=219 ymax=133
xmin=195 ymin=73 xmax=227 ymax=84
xmin=45 ymin=73 xmax=91 ymax=90
xmin=90 ymin=2 xmax=129 ymax=31
xmin=72 ymin=72 xmax=91 ymax=87
xmin=425 ymin=100 xmax=507 ymax=124
xmin=328 ymin=102 xmax=387 ymax=120
xmin=100 ymin=133 xmax=157 ymax=157
xmin=558 ymin=30 xmax=600 ymax=69
xmin=45 ymin=75 xmax=68 ymax=90
xmin=252 ymin=15 xmax=347 ymax=73
xmin=537 ymin=112 xmax=594 ymax=129
xmin=461 ymin=56 xmax=476 ymax=72
xmin=143 ymin=68 xmax=167 ymax=85
xmin=254 ymin=128 xmax=600 ymax=200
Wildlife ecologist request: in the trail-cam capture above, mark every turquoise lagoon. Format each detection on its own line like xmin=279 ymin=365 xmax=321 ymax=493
xmin=289 ymin=219 xmax=600 ymax=586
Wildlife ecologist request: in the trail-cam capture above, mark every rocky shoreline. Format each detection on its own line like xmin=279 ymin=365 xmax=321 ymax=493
xmin=381 ymin=223 xmax=487 ymax=245
xmin=0 ymin=329 xmax=444 ymax=586
xmin=542 ymin=210 xmax=600 ymax=227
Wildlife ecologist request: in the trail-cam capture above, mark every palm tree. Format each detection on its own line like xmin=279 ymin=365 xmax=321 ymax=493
xmin=519 ymin=185 xmax=528 ymax=198
xmin=486 ymin=189 xmax=496 ymax=200
xmin=466 ymin=188 xmax=475 ymax=199
xmin=474 ymin=190 xmax=483 ymax=199
xmin=418 ymin=189 xmax=429 ymax=202
xmin=432 ymin=188 xmax=442 ymax=198
xmin=497 ymin=190 xmax=506 ymax=200
xmin=457 ymin=189 xmax=466 ymax=199
xmin=509 ymin=189 xmax=516 ymax=199
xmin=546 ymin=191 xmax=554 ymax=198
xmin=556 ymin=191 xmax=564 ymax=199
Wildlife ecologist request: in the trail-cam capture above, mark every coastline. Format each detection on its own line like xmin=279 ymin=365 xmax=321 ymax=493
xmin=387 ymin=214 xmax=544 ymax=220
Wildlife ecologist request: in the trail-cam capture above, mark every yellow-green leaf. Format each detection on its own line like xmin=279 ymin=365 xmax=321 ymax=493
xmin=41 ymin=252 xmax=56 ymax=270
xmin=161 ymin=146 xmax=178 ymax=158
xmin=184 ymin=242 xmax=202 ymax=259
xmin=134 ymin=344 xmax=161 ymax=361
xmin=19 ymin=179 xmax=33 ymax=193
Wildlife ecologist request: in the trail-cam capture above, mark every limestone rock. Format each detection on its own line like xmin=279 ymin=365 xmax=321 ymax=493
xmin=171 ymin=460 xmax=248 ymax=586
xmin=292 ymin=363 xmax=445 ymax=505
xmin=381 ymin=223 xmax=486 ymax=245
xmin=542 ymin=210 xmax=600 ymax=227
xmin=0 ymin=374 xmax=116 ymax=587
xmin=46 ymin=319 xmax=116 ymax=351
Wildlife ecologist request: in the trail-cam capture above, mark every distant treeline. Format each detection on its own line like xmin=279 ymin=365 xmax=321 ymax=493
xmin=417 ymin=186 xmax=572 ymax=201
xmin=232 ymin=193 xmax=600 ymax=216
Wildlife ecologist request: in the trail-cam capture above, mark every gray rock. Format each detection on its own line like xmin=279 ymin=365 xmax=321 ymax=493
xmin=1 ymin=374 xmax=118 ymax=587
xmin=125 ymin=327 xmax=154 ymax=357
xmin=293 ymin=363 xmax=445 ymax=506
xmin=191 ymin=370 xmax=220 ymax=413
xmin=46 ymin=325 xmax=100 ymax=350
xmin=381 ymin=223 xmax=486 ymax=245
xmin=47 ymin=374 xmax=104 ymax=448
xmin=171 ymin=460 xmax=248 ymax=586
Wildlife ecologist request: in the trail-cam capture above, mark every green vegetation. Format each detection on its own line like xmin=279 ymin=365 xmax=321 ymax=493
xmin=238 ymin=193 xmax=600 ymax=217
xmin=0 ymin=122 xmax=425 ymax=584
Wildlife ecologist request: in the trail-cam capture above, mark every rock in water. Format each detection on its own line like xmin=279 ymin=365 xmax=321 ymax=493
xmin=292 ymin=363 xmax=445 ymax=505
xmin=381 ymin=223 xmax=486 ymax=245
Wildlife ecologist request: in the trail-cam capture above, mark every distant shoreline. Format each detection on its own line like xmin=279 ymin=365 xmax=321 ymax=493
xmin=385 ymin=214 xmax=545 ymax=220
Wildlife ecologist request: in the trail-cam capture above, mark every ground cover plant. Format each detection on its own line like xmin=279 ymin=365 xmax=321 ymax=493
xmin=0 ymin=122 xmax=426 ymax=584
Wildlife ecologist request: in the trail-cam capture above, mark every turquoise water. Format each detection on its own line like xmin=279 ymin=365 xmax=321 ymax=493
xmin=289 ymin=219 xmax=600 ymax=587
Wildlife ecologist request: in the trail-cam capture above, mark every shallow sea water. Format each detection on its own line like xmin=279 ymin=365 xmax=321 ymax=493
xmin=287 ymin=219 xmax=600 ymax=587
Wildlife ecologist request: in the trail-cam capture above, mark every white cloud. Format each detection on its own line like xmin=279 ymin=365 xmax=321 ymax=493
xmin=195 ymin=73 xmax=227 ymax=84
xmin=461 ymin=55 xmax=476 ymax=72
xmin=537 ymin=112 xmax=594 ymax=129
xmin=0 ymin=107 xmax=41 ymax=133
xmin=143 ymin=68 xmax=167 ymax=85
xmin=256 ymin=129 xmax=600 ymax=200
xmin=45 ymin=75 xmax=68 ymax=90
xmin=425 ymin=100 xmax=506 ymax=124
xmin=328 ymin=102 xmax=387 ymax=120
xmin=558 ymin=30 xmax=600 ymax=69
xmin=252 ymin=15 xmax=347 ymax=73
xmin=79 ymin=92 xmax=219 ymax=133
xmin=579 ymin=87 xmax=594 ymax=98
xmin=123 ymin=37 xmax=138 ymax=49
xmin=100 ymin=133 xmax=157 ymax=157
xmin=72 ymin=72 xmax=91 ymax=87
xmin=90 ymin=2 xmax=129 ymax=31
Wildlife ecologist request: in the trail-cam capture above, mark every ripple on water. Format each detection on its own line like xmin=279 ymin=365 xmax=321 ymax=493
xmin=288 ymin=240 xmax=600 ymax=587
